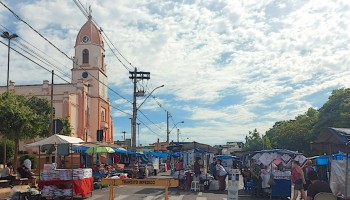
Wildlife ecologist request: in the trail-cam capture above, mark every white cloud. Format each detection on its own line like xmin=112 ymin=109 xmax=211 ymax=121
xmin=2 ymin=0 xmax=350 ymax=145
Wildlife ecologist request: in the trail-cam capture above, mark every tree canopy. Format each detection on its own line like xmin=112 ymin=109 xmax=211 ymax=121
xmin=246 ymin=88 xmax=350 ymax=155
xmin=0 ymin=92 xmax=66 ymax=168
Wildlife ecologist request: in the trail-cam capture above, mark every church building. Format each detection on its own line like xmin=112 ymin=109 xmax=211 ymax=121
xmin=0 ymin=15 xmax=114 ymax=151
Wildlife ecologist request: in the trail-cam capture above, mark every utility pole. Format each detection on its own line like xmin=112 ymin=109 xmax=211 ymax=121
xmin=177 ymin=129 xmax=180 ymax=143
xmin=166 ymin=111 xmax=170 ymax=143
xmin=129 ymin=68 xmax=150 ymax=151
xmin=122 ymin=131 xmax=126 ymax=141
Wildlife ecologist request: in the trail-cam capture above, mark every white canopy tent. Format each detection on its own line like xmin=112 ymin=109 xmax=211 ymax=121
xmin=24 ymin=134 xmax=84 ymax=147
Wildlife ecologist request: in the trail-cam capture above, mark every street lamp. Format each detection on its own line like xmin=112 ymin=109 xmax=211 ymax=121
xmin=166 ymin=119 xmax=184 ymax=143
xmin=1 ymin=31 xmax=17 ymax=166
xmin=1 ymin=31 xmax=18 ymax=92
xmin=132 ymin=85 xmax=164 ymax=151
xmin=137 ymin=85 xmax=164 ymax=109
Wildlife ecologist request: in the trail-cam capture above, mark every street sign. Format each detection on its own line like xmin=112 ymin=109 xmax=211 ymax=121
xmin=52 ymin=119 xmax=63 ymax=134
xmin=101 ymin=178 xmax=179 ymax=200
xmin=101 ymin=178 xmax=178 ymax=187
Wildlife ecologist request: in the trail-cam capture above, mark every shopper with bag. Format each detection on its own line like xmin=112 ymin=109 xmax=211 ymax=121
xmin=215 ymin=159 xmax=227 ymax=190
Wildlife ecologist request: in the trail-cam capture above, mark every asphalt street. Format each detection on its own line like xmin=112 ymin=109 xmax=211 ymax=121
xmin=85 ymin=171 xmax=283 ymax=200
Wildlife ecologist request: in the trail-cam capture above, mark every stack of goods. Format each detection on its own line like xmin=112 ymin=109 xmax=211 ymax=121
xmin=272 ymin=170 xmax=291 ymax=180
xmin=41 ymin=168 xmax=92 ymax=181
xmin=62 ymin=189 xmax=73 ymax=196
xmin=200 ymin=173 xmax=214 ymax=180
xmin=41 ymin=185 xmax=57 ymax=197
xmin=57 ymin=169 xmax=72 ymax=180
xmin=172 ymin=171 xmax=186 ymax=179
xmin=73 ymin=168 xmax=92 ymax=179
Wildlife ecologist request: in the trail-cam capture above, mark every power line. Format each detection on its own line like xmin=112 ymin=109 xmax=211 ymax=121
xmin=0 ymin=41 xmax=70 ymax=83
xmin=0 ymin=40 xmax=132 ymax=116
xmin=138 ymin=110 xmax=164 ymax=131
xmin=137 ymin=117 xmax=164 ymax=139
xmin=0 ymin=1 xmax=73 ymax=62
xmin=0 ymin=2 xmax=132 ymax=104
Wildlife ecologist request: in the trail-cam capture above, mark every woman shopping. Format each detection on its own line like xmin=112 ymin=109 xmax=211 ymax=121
xmin=291 ymin=160 xmax=307 ymax=200
xmin=215 ymin=159 xmax=227 ymax=191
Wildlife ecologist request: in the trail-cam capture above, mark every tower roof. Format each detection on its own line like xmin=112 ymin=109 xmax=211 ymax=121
xmin=75 ymin=16 xmax=103 ymax=47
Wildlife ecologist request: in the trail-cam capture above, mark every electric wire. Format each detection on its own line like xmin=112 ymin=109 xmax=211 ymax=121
xmin=1 ymin=1 xmax=164 ymax=136
xmin=11 ymin=42 xmax=71 ymax=82
xmin=0 ymin=40 xmax=70 ymax=83
xmin=12 ymin=40 xmax=71 ymax=80
xmin=138 ymin=109 xmax=164 ymax=131
xmin=136 ymin=117 xmax=164 ymax=139
xmin=0 ymin=2 xmax=132 ymax=105
xmin=0 ymin=1 xmax=73 ymax=62
xmin=0 ymin=40 xmax=131 ymax=116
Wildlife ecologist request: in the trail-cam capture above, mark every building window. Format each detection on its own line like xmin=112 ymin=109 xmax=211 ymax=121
xmin=83 ymin=49 xmax=89 ymax=64
xmin=101 ymin=110 xmax=105 ymax=122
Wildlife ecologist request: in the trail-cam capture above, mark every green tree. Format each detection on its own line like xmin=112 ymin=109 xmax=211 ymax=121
xmin=0 ymin=93 xmax=52 ymax=169
xmin=265 ymin=108 xmax=319 ymax=154
xmin=312 ymin=88 xmax=350 ymax=135
xmin=244 ymin=129 xmax=271 ymax=151
xmin=57 ymin=116 xmax=72 ymax=136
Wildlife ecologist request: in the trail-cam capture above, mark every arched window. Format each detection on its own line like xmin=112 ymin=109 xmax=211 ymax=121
xmin=83 ymin=49 xmax=89 ymax=64
xmin=101 ymin=110 xmax=106 ymax=122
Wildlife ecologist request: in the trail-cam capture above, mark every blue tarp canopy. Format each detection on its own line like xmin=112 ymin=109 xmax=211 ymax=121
xmin=112 ymin=147 xmax=128 ymax=153
xmin=144 ymin=152 xmax=168 ymax=158
xmin=215 ymin=155 xmax=239 ymax=160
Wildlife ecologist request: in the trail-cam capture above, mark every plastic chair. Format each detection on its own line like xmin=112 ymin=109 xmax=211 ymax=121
xmin=314 ymin=192 xmax=337 ymax=200
xmin=191 ymin=181 xmax=200 ymax=191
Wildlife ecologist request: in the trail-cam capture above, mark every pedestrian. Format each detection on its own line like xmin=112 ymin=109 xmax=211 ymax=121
xmin=215 ymin=159 xmax=227 ymax=191
xmin=291 ymin=160 xmax=307 ymax=200
xmin=0 ymin=162 xmax=15 ymax=186
xmin=193 ymin=157 xmax=201 ymax=179
xmin=209 ymin=158 xmax=217 ymax=178
xmin=302 ymin=160 xmax=314 ymax=191
xmin=250 ymin=159 xmax=262 ymax=197
xmin=242 ymin=167 xmax=251 ymax=190
xmin=306 ymin=170 xmax=332 ymax=200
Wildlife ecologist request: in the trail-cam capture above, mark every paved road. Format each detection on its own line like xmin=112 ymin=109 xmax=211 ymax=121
xmin=85 ymin=171 xmax=278 ymax=200
xmin=89 ymin=186 xmax=260 ymax=200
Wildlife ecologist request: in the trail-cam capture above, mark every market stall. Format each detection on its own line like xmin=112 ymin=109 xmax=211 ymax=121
xmin=251 ymin=149 xmax=300 ymax=198
xmin=311 ymin=127 xmax=350 ymax=199
xmin=25 ymin=134 xmax=93 ymax=199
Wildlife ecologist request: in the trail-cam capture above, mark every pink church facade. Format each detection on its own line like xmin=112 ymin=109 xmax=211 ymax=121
xmin=0 ymin=16 xmax=114 ymax=151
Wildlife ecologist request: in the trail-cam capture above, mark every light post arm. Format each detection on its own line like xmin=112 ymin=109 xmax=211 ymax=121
xmin=137 ymin=85 xmax=164 ymax=110
xmin=169 ymin=121 xmax=184 ymax=134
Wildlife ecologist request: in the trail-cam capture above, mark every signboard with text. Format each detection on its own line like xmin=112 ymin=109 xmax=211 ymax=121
xmin=101 ymin=178 xmax=179 ymax=187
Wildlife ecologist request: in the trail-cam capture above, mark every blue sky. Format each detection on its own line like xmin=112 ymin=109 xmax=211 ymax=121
xmin=0 ymin=0 xmax=350 ymax=146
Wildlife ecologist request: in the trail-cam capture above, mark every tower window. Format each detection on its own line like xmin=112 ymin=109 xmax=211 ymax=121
xmin=101 ymin=110 xmax=106 ymax=122
xmin=83 ymin=49 xmax=89 ymax=64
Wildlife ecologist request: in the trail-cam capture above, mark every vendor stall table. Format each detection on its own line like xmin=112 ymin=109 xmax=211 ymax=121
xmin=39 ymin=177 xmax=93 ymax=198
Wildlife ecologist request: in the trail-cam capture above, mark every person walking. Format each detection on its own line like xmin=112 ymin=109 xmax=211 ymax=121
xmin=306 ymin=170 xmax=332 ymax=200
xmin=193 ymin=157 xmax=201 ymax=179
xmin=216 ymin=159 xmax=227 ymax=191
xmin=250 ymin=159 xmax=262 ymax=197
xmin=209 ymin=158 xmax=217 ymax=178
xmin=291 ymin=160 xmax=307 ymax=200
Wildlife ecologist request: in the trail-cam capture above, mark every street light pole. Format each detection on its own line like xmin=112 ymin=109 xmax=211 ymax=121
xmin=1 ymin=31 xmax=17 ymax=166
xmin=167 ymin=119 xmax=184 ymax=143
xmin=1 ymin=31 xmax=18 ymax=92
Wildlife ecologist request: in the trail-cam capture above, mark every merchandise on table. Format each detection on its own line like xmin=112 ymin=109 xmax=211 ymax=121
xmin=41 ymin=168 xmax=92 ymax=180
